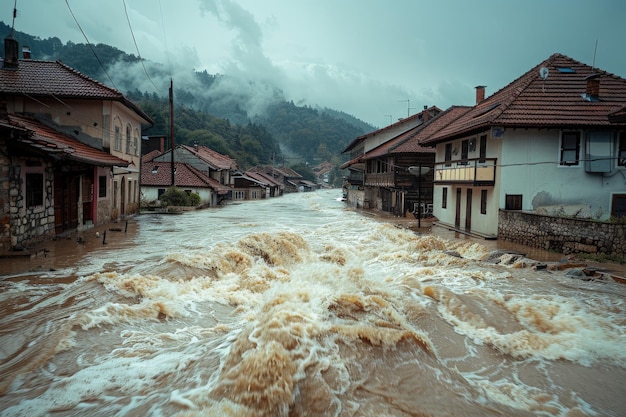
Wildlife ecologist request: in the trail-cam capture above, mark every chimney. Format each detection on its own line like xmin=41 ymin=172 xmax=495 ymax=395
xmin=585 ymin=74 xmax=600 ymax=99
xmin=475 ymin=86 xmax=486 ymax=104
xmin=422 ymin=105 xmax=429 ymax=123
xmin=193 ymin=141 xmax=199 ymax=151
xmin=22 ymin=46 xmax=31 ymax=59
xmin=3 ymin=35 xmax=19 ymax=69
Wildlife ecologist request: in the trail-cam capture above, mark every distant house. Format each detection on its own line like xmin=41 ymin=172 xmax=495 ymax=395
xmin=231 ymin=172 xmax=270 ymax=200
xmin=312 ymin=161 xmax=334 ymax=186
xmin=341 ymin=106 xmax=441 ymax=213
xmin=421 ymin=53 xmax=626 ymax=238
xmin=248 ymin=165 xmax=303 ymax=193
xmin=140 ymin=161 xmax=229 ymax=207
xmin=0 ymin=36 xmax=152 ymax=249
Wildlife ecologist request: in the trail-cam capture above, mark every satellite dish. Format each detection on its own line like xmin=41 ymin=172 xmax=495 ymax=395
xmin=539 ymin=67 xmax=549 ymax=80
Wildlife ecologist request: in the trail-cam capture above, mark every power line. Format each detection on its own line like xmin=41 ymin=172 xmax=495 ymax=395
xmin=121 ymin=0 xmax=161 ymax=93
xmin=158 ymin=0 xmax=173 ymax=80
xmin=64 ymin=0 xmax=118 ymax=90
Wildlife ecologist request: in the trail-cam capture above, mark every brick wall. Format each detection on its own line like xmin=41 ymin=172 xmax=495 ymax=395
xmin=498 ymin=210 xmax=626 ymax=256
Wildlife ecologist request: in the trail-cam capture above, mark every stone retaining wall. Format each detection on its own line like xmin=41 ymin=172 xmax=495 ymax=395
xmin=498 ymin=210 xmax=626 ymax=257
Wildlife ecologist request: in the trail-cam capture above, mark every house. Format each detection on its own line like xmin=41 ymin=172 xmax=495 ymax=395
xmin=151 ymin=144 xmax=236 ymax=200
xmin=421 ymin=53 xmax=626 ymax=238
xmin=0 ymin=36 xmax=152 ymax=248
xmin=242 ymin=170 xmax=283 ymax=198
xmin=231 ymin=172 xmax=271 ymax=200
xmin=312 ymin=161 xmax=334 ymax=186
xmin=140 ymin=160 xmax=230 ymax=207
xmin=248 ymin=165 xmax=303 ymax=193
xmin=341 ymin=106 xmax=441 ymax=212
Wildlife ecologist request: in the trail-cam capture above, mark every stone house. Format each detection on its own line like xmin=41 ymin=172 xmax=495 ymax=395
xmin=420 ymin=53 xmax=626 ymax=238
xmin=0 ymin=36 xmax=152 ymax=249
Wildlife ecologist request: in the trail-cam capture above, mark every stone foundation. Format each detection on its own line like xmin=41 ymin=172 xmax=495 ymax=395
xmin=498 ymin=210 xmax=626 ymax=257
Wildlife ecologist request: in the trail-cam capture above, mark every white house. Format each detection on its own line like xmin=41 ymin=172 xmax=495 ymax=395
xmin=421 ymin=53 xmax=626 ymax=238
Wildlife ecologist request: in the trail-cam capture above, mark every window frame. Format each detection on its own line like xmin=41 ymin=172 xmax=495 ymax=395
xmin=444 ymin=143 xmax=452 ymax=167
xmin=559 ymin=131 xmax=581 ymax=166
xmin=442 ymin=187 xmax=448 ymax=209
xmin=480 ymin=189 xmax=487 ymax=214
xmin=25 ymin=172 xmax=44 ymax=207
xmin=98 ymin=175 xmax=107 ymax=198
xmin=505 ymin=194 xmax=522 ymax=210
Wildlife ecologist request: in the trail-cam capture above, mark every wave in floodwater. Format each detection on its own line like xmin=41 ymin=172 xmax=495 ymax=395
xmin=0 ymin=190 xmax=625 ymax=417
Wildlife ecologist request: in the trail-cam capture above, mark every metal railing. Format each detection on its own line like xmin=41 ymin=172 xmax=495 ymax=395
xmin=434 ymin=158 xmax=497 ymax=185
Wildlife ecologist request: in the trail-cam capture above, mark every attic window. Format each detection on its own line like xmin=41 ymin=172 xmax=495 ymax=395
xmin=151 ymin=166 xmax=159 ymax=173
xmin=556 ymin=67 xmax=575 ymax=73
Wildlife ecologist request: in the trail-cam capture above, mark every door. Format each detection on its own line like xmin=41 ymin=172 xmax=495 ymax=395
xmin=455 ymin=188 xmax=461 ymax=228
xmin=54 ymin=172 xmax=79 ymax=234
xmin=465 ymin=189 xmax=472 ymax=230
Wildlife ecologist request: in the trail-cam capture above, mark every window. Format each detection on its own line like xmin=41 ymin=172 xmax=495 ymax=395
xmin=480 ymin=190 xmax=487 ymax=214
xmin=26 ymin=173 xmax=44 ymax=207
xmin=560 ymin=131 xmax=580 ymax=166
xmin=442 ymin=187 xmax=448 ymax=209
xmin=158 ymin=188 xmax=166 ymax=198
xmin=611 ymin=194 xmax=626 ymax=218
xmin=460 ymin=140 xmax=469 ymax=163
xmin=114 ymin=126 xmax=122 ymax=151
xmin=444 ymin=143 xmax=452 ymax=167
xmin=618 ymin=132 xmax=626 ymax=167
xmin=98 ymin=175 xmax=107 ymax=197
xmin=126 ymin=125 xmax=132 ymax=154
xmin=505 ymin=194 xmax=522 ymax=210
xmin=479 ymin=135 xmax=487 ymax=163
xmin=133 ymin=130 xmax=139 ymax=156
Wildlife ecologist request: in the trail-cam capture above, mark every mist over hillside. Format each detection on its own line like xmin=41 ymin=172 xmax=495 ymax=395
xmin=0 ymin=21 xmax=374 ymax=170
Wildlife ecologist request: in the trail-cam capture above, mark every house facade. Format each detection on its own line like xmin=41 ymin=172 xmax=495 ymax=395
xmin=0 ymin=37 xmax=152 ymax=248
xmin=140 ymin=160 xmax=228 ymax=207
xmin=422 ymin=54 xmax=626 ymax=238
xmin=341 ymin=106 xmax=441 ymax=213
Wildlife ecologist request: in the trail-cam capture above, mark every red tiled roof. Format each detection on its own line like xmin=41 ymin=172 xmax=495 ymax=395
xmin=339 ymin=155 xmax=363 ymax=170
xmin=0 ymin=59 xmax=153 ymax=124
xmin=425 ymin=53 xmax=626 ymax=144
xmin=342 ymin=106 xmax=442 ymax=153
xmin=394 ymin=106 xmax=471 ymax=152
xmin=142 ymin=149 xmax=161 ymax=163
xmin=181 ymin=144 xmax=237 ymax=170
xmin=7 ymin=114 xmax=128 ymax=167
xmin=245 ymin=170 xmax=282 ymax=187
xmin=141 ymin=161 xmax=231 ymax=194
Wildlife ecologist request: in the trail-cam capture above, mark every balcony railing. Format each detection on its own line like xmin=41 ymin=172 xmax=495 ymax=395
xmin=434 ymin=158 xmax=497 ymax=186
xmin=364 ymin=172 xmax=394 ymax=187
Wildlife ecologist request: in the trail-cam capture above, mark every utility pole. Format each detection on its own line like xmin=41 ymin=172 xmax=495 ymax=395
xmin=169 ymin=78 xmax=175 ymax=186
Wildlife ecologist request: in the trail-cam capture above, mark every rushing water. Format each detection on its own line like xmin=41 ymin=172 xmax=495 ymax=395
xmin=1 ymin=190 xmax=625 ymax=417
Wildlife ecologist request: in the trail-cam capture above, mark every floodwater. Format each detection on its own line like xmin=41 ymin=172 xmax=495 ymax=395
xmin=0 ymin=190 xmax=625 ymax=417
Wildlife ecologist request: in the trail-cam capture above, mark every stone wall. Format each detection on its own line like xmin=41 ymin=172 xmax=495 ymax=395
xmin=498 ymin=210 xmax=626 ymax=256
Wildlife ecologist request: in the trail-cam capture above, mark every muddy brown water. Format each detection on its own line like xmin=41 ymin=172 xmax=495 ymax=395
xmin=1 ymin=190 xmax=625 ymax=416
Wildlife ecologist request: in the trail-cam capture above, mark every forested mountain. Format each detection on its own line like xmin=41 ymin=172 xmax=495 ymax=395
xmin=0 ymin=22 xmax=374 ymax=171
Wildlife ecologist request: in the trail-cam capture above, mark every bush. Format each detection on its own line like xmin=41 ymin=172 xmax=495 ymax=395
xmin=159 ymin=187 xmax=201 ymax=207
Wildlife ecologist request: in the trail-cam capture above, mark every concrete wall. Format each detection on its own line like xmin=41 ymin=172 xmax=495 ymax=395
xmin=498 ymin=209 xmax=626 ymax=256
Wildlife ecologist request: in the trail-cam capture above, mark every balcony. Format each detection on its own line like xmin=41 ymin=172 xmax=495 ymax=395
xmin=364 ymin=172 xmax=394 ymax=187
xmin=434 ymin=158 xmax=497 ymax=186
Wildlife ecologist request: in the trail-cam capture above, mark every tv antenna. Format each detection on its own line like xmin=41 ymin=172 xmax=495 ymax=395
xmin=397 ymin=99 xmax=415 ymax=118
xmin=384 ymin=114 xmax=392 ymax=125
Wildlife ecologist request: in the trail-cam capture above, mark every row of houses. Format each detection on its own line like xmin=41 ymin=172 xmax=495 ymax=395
xmin=140 ymin=140 xmax=316 ymax=207
xmin=0 ymin=35 xmax=316 ymax=251
xmin=342 ymin=53 xmax=626 ymax=239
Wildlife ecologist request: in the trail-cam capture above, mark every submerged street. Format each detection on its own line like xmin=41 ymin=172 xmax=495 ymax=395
xmin=0 ymin=189 xmax=625 ymax=417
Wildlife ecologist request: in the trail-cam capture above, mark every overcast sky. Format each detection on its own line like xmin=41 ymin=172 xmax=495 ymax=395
xmin=3 ymin=0 xmax=626 ymax=127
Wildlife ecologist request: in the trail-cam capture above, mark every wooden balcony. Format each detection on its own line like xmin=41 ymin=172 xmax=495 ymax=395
xmin=434 ymin=158 xmax=497 ymax=186
xmin=364 ymin=172 xmax=395 ymax=187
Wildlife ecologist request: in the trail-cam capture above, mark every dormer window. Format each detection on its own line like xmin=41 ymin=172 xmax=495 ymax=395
xmin=151 ymin=166 xmax=159 ymax=173
xmin=556 ymin=67 xmax=575 ymax=73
